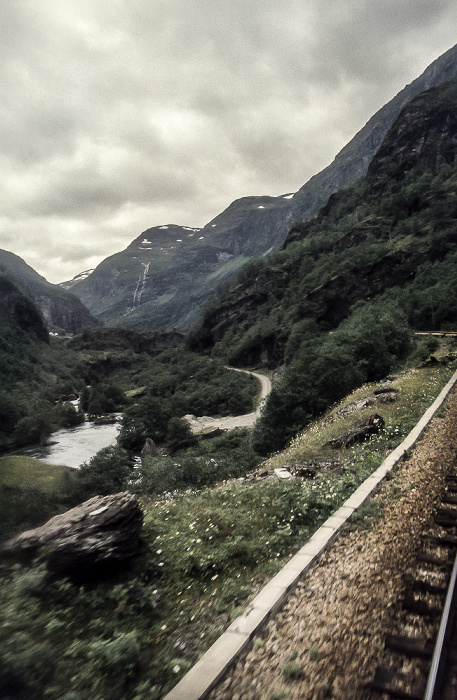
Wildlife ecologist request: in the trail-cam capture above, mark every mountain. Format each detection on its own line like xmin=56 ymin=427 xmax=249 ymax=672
xmin=60 ymin=270 xmax=94 ymax=290
xmin=68 ymin=197 xmax=293 ymax=332
xmin=288 ymin=42 xmax=457 ymax=224
xmin=0 ymin=249 xmax=98 ymax=334
xmin=190 ymin=76 xmax=457 ymax=454
xmin=0 ymin=274 xmax=49 ymax=344
xmin=190 ymin=76 xmax=457 ymax=367
xmin=69 ymin=44 xmax=457 ymax=332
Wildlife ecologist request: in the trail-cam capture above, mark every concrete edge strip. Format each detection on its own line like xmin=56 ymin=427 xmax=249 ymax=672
xmin=163 ymin=368 xmax=457 ymax=700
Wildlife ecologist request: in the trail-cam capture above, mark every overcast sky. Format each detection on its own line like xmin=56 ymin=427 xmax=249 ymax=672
xmin=1 ymin=1 xmax=457 ymax=283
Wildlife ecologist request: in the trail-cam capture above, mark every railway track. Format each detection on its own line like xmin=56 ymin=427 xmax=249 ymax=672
xmin=370 ymin=473 xmax=457 ymax=699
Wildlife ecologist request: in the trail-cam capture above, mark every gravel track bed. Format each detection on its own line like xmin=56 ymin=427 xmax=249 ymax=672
xmin=207 ymin=387 xmax=457 ymax=700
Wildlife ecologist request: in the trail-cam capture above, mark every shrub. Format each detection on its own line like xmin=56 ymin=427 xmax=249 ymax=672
xmin=52 ymin=402 xmax=85 ymax=429
xmin=12 ymin=400 xmax=54 ymax=446
xmin=75 ymin=446 xmax=133 ymax=499
xmin=165 ymin=417 xmax=197 ymax=454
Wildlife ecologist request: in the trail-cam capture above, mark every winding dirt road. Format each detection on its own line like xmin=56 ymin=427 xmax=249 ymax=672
xmin=184 ymin=368 xmax=272 ymax=434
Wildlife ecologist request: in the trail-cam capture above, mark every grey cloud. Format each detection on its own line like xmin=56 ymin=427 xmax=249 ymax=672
xmin=1 ymin=1 xmax=457 ymax=283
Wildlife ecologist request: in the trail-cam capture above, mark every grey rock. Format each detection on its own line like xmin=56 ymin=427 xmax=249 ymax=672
xmin=141 ymin=437 xmax=160 ymax=458
xmin=325 ymin=414 xmax=385 ymax=449
xmin=1 ymin=492 xmax=143 ymax=579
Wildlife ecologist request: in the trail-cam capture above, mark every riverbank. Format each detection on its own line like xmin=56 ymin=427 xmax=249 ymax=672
xmin=6 ymin=417 xmax=120 ymax=469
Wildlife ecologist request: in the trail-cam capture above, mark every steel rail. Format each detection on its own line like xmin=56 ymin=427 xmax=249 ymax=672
xmin=424 ymin=550 xmax=457 ymax=700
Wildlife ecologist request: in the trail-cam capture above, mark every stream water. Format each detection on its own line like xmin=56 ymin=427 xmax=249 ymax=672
xmin=10 ymin=419 xmax=120 ymax=469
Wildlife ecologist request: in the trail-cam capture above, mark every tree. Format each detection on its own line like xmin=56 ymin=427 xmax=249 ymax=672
xmin=252 ymin=299 xmax=412 ymax=455
xmin=52 ymin=401 xmax=85 ymax=429
xmin=165 ymin=417 xmax=197 ymax=454
xmin=12 ymin=400 xmax=54 ymax=446
xmin=76 ymin=446 xmax=133 ymax=500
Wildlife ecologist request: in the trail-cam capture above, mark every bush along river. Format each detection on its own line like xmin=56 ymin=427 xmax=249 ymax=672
xmin=11 ymin=417 xmax=121 ymax=469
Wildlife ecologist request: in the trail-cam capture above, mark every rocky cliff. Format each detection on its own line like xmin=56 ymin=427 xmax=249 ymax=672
xmin=285 ymin=42 xmax=457 ymax=235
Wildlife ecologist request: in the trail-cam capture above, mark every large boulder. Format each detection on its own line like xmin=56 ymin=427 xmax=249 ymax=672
xmin=141 ymin=437 xmax=160 ymax=459
xmin=0 ymin=492 xmax=143 ymax=580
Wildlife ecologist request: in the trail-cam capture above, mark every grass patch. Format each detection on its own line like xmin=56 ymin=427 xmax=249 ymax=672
xmin=346 ymin=501 xmax=384 ymax=532
xmin=0 ymin=456 xmax=77 ymax=542
xmin=281 ymin=653 xmax=306 ymax=681
xmin=0 ymin=455 xmax=74 ymax=491
xmin=265 ymin=363 xmax=455 ymax=474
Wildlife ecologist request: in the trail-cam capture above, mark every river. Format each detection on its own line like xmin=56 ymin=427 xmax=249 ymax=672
xmin=9 ymin=369 xmax=271 ymax=468
xmin=10 ymin=419 xmax=120 ymax=469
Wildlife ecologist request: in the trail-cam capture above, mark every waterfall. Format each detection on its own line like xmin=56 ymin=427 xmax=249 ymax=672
xmin=132 ymin=261 xmax=151 ymax=309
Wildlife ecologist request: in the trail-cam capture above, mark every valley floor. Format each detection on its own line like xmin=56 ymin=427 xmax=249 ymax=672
xmin=206 ymin=384 xmax=457 ymax=699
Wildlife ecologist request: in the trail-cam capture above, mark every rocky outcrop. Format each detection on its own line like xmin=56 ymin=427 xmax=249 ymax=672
xmin=285 ymin=43 xmax=457 ymax=243
xmin=367 ymin=79 xmax=457 ymax=193
xmin=141 ymin=437 xmax=160 ymax=458
xmin=325 ymin=414 xmax=385 ymax=449
xmin=335 ymin=392 xmax=397 ymax=418
xmin=0 ymin=492 xmax=143 ymax=580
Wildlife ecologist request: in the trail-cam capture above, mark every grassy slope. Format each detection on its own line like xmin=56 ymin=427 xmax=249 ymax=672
xmin=1 ymin=344 xmax=454 ymax=699
xmin=0 ymin=456 xmax=74 ymax=491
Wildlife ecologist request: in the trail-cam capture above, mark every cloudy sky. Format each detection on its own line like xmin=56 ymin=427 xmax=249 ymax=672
xmin=1 ymin=1 xmax=457 ymax=283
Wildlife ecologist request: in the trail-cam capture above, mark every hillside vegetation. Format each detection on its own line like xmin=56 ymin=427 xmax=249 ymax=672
xmin=189 ymin=77 xmax=457 ymax=452
xmin=1 ymin=347 xmax=455 ymax=700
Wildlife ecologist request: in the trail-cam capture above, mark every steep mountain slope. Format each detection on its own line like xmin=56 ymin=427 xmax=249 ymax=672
xmin=0 ymin=274 xmax=49 ymax=344
xmin=69 ymin=44 xmax=457 ymax=332
xmin=191 ymin=76 xmax=457 ymax=455
xmin=0 ymin=274 xmax=49 ymax=445
xmin=0 ymin=273 xmax=90 ymax=451
xmin=190 ymin=77 xmax=457 ymax=368
xmin=288 ymin=42 xmax=457 ymax=224
xmin=0 ymin=249 xmax=98 ymax=334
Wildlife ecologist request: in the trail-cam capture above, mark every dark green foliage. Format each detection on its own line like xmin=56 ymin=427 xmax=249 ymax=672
xmin=52 ymin=402 xmax=85 ymax=429
xmin=119 ymin=396 xmax=173 ymax=449
xmin=165 ymin=417 xmax=197 ymax=454
xmin=75 ymin=446 xmax=134 ymax=500
xmin=0 ymin=565 xmax=158 ymax=700
xmin=117 ymin=352 xmax=257 ymax=451
xmin=12 ymin=399 xmax=54 ymax=446
xmin=408 ymin=334 xmax=440 ymax=364
xmin=252 ymin=300 xmax=412 ymax=454
xmin=86 ymin=381 xmax=126 ymax=416
xmin=0 ymin=307 xmax=86 ymax=451
xmin=134 ymin=430 xmax=259 ymax=495
xmin=193 ymin=81 xmax=457 ymax=365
